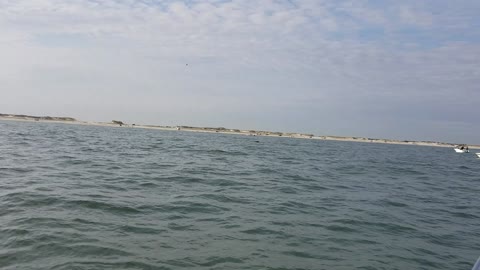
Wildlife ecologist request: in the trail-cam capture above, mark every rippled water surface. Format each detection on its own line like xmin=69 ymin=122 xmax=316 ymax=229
xmin=1 ymin=120 xmax=479 ymax=270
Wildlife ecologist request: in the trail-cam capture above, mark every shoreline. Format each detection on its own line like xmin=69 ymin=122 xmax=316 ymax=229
xmin=1 ymin=115 xmax=479 ymax=149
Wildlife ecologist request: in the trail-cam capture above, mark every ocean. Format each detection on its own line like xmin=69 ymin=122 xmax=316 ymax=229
xmin=1 ymin=120 xmax=478 ymax=270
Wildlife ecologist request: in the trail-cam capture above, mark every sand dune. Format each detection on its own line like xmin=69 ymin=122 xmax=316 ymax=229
xmin=1 ymin=113 xmax=478 ymax=149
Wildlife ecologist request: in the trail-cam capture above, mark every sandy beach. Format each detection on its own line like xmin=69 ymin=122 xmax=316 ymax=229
xmin=1 ymin=114 xmax=479 ymax=149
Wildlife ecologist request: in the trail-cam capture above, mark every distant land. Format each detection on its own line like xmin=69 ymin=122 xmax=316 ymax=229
xmin=0 ymin=113 xmax=76 ymax=122
xmin=1 ymin=113 xmax=479 ymax=149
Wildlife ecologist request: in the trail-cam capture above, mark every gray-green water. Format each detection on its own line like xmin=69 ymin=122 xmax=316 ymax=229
xmin=1 ymin=120 xmax=479 ymax=270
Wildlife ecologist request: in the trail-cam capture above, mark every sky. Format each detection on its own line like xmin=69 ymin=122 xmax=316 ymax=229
xmin=1 ymin=0 xmax=479 ymax=144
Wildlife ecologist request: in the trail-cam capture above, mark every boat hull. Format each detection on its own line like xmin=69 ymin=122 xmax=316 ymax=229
xmin=476 ymin=153 xmax=480 ymax=158
xmin=454 ymin=148 xmax=469 ymax=153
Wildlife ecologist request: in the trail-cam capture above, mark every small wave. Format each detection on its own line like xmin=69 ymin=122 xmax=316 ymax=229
xmin=161 ymin=201 xmax=230 ymax=214
xmin=0 ymin=167 xmax=35 ymax=174
xmin=64 ymin=159 xmax=92 ymax=166
xmin=193 ymin=256 xmax=244 ymax=267
xmin=33 ymin=242 xmax=132 ymax=258
xmin=198 ymin=193 xmax=251 ymax=204
xmin=447 ymin=210 xmax=479 ymax=219
xmin=187 ymin=148 xmax=248 ymax=156
xmin=285 ymin=174 xmax=315 ymax=182
xmin=167 ymin=223 xmax=198 ymax=231
xmin=2 ymin=192 xmax=62 ymax=208
xmin=71 ymin=218 xmax=109 ymax=227
xmin=325 ymin=224 xmax=359 ymax=233
xmin=156 ymin=176 xmax=205 ymax=184
xmin=331 ymin=218 xmax=418 ymax=235
xmin=330 ymin=184 xmax=352 ymax=190
xmin=139 ymin=182 xmax=158 ymax=188
xmin=274 ymin=201 xmax=321 ymax=214
xmin=276 ymin=186 xmax=299 ymax=194
xmin=50 ymin=260 xmax=170 ymax=270
xmin=282 ymin=250 xmax=317 ymax=259
xmin=299 ymin=184 xmax=329 ymax=191
xmin=241 ymin=227 xmax=290 ymax=239
xmin=380 ymin=199 xmax=409 ymax=208
xmin=64 ymin=200 xmax=142 ymax=215
xmin=117 ymin=225 xmax=166 ymax=234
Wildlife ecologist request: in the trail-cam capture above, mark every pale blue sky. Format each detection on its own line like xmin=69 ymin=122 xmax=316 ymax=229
xmin=0 ymin=0 xmax=479 ymax=144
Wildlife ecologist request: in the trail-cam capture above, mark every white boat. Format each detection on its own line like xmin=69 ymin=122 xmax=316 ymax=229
xmin=476 ymin=153 xmax=480 ymax=158
xmin=454 ymin=145 xmax=469 ymax=153
xmin=472 ymin=256 xmax=480 ymax=270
